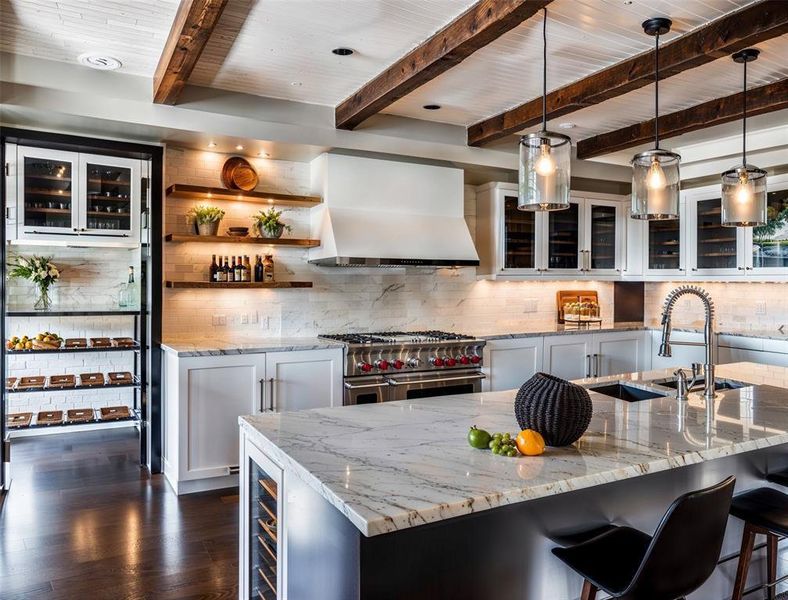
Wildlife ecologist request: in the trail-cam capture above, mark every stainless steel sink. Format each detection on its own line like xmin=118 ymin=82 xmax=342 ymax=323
xmin=650 ymin=377 xmax=750 ymax=393
xmin=585 ymin=382 xmax=670 ymax=403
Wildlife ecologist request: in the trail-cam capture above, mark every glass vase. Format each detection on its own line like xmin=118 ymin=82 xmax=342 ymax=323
xmin=34 ymin=284 xmax=53 ymax=311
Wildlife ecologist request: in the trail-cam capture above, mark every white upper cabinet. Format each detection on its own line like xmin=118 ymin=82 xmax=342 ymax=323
xmin=642 ymin=199 xmax=687 ymax=278
xmin=742 ymin=173 xmax=788 ymax=277
xmin=475 ymin=183 xmax=627 ymax=279
xmin=8 ymin=145 xmax=141 ymax=247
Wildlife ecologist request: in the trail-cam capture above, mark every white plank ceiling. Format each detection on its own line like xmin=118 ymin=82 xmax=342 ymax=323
xmin=0 ymin=0 xmax=179 ymax=76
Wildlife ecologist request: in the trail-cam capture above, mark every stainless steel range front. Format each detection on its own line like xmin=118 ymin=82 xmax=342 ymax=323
xmin=319 ymin=331 xmax=486 ymax=405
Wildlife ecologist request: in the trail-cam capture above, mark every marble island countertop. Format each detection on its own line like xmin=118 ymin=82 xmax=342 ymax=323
xmin=240 ymin=362 xmax=788 ymax=537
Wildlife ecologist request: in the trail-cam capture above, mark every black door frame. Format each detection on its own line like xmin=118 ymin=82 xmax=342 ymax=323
xmin=0 ymin=127 xmax=164 ymax=482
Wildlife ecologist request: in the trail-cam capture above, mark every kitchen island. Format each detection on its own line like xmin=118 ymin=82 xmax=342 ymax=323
xmin=239 ymin=362 xmax=788 ymax=599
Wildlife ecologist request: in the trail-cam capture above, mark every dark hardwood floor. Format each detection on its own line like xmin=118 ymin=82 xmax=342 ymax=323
xmin=0 ymin=428 xmax=239 ymax=599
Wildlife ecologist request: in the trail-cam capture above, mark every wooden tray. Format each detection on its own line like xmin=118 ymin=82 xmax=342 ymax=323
xmin=99 ymin=406 xmax=131 ymax=421
xmin=66 ymin=408 xmax=94 ymax=423
xmin=112 ymin=337 xmax=135 ymax=348
xmin=48 ymin=374 xmax=76 ymax=388
xmin=90 ymin=338 xmax=112 ymax=348
xmin=6 ymin=377 xmax=17 ymax=390
xmin=221 ymin=156 xmax=258 ymax=191
xmin=79 ymin=372 xmax=105 ymax=387
xmin=18 ymin=376 xmax=46 ymax=389
xmin=108 ymin=371 xmax=133 ymax=385
xmin=65 ymin=338 xmax=88 ymax=348
xmin=36 ymin=410 xmax=63 ymax=426
xmin=7 ymin=412 xmax=33 ymax=428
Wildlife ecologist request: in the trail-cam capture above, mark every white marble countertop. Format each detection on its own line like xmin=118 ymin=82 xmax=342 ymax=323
xmin=160 ymin=336 xmax=345 ymax=356
xmin=240 ymin=362 xmax=788 ymax=537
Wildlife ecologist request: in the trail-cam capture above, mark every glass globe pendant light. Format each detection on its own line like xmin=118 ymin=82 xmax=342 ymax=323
xmin=631 ymin=18 xmax=681 ymax=220
xmin=721 ymin=48 xmax=767 ymax=227
xmin=518 ymin=8 xmax=571 ymax=211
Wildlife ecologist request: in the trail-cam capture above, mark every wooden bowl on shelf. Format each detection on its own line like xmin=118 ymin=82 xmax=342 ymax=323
xmin=227 ymin=227 xmax=249 ymax=237
xmin=221 ymin=157 xmax=258 ymax=191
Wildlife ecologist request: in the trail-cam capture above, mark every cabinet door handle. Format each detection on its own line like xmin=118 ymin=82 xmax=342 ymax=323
xmin=594 ymin=353 xmax=601 ymax=377
xmin=268 ymin=378 xmax=276 ymax=412
xmin=259 ymin=378 xmax=267 ymax=412
xmin=585 ymin=354 xmax=591 ymax=378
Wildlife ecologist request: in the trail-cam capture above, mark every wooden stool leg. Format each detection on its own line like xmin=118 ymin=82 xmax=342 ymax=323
xmin=767 ymin=532 xmax=778 ymax=600
xmin=732 ymin=523 xmax=757 ymax=600
xmin=581 ymin=579 xmax=597 ymax=600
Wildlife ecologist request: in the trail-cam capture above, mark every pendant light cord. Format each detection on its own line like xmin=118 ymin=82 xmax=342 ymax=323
xmin=742 ymin=58 xmax=747 ymax=165
xmin=541 ymin=7 xmax=547 ymax=132
xmin=654 ymin=31 xmax=660 ymax=150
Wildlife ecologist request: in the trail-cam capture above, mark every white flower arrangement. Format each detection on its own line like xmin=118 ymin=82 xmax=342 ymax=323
xmin=9 ymin=255 xmax=61 ymax=310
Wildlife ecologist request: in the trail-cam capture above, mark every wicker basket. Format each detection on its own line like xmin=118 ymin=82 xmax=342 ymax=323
xmin=7 ymin=412 xmax=32 ymax=428
xmin=90 ymin=338 xmax=112 ymax=348
xmin=66 ymin=409 xmax=94 ymax=423
xmin=514 ymin=372 xmax=593 ymax=447
xmin=108 ymin=372 xmax=133 ymax=385
xmin=79 ymin=372 xmax=105 ymax=387
xmin=48 ymin=374 xmax=76 ymax=389
xmin=65 ymin=338 xmax=87 ymax=348
xmin=99 ymin=406 xmax=131 ymax=421
xmin=36 ymin=411 xmax=63 ymax=426
xmin=17 ymin=376 xmax=46 ymax=390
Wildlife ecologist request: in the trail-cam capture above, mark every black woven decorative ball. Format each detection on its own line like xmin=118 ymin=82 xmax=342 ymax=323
xmin=514 ymin=372 xmax=592 ymax=447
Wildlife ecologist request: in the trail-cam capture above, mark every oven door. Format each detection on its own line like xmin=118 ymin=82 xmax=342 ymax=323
xmin=343 ymin=375 xmax=389 ymax=405
xmin=385 ymin=369 xmax=485 ymax=401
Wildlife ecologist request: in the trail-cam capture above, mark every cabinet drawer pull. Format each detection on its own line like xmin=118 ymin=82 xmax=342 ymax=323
xmin=594 ymin=353 xmax=601 ymax=378
xmin=585 ymin=354 xmax=591 ymax=378
xmin=260 ymin=378 xmax=266 ymax=412
xmin=268 ymin=378 xmax=276 ymax=412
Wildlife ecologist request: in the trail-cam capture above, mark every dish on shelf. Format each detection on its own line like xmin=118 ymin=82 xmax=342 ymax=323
xmin=6 ymin=377 xmax=17 ymax=390
xmin=227 ymin=227 xmax=250 ymax=237
xmin=79 ymin=373 xmax=105 ymax=387
xmin=108 ymin=371 xmax=133 ymax=385
xmin=48 ymin=374 xmax=76 ymax=388
xmin=90 ymin=337 xmax=112 ymax=348
xmin=18 ymin=376 xmax=46 ymax=389
xmin=99 ymin=406 xmax=131 ymax=421
xmin=36 ymin=411 xmax=64 ymax=426
xmin=66 ymin=408 xmax=94 ymax=423
xmin=65 ymin=338 xmax=88 ymax=348
xmin=7 ymin=413 xmax=33 ymax=428
xmin=112 ymin=337 xmax=135 ymax=348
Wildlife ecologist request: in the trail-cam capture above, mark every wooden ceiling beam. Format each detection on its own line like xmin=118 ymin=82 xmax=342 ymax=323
xmin=468 ymin=0 xmax=788 ymax=146
xmin=576 ymin=78 xmax=788 ymax=159
xmin=335 ymin=0 xmax=552 ymax=130
xmin=153 ymin=0 xmax=229 ymax=105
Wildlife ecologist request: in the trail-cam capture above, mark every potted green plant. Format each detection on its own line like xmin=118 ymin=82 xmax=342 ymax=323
xmin=8 ymin=255 xmax=61 ymax=311
xmin=252 ymin=208 xmax=292 ymax=239
xmin=187 ymin=204 xmax=225 ymax=236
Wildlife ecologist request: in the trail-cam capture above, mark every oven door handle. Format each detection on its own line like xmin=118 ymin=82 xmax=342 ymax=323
xmin=344 ymin=381 xmax=391 ymax=390
xmin=384 ymin=373 xmax=486 ymax=386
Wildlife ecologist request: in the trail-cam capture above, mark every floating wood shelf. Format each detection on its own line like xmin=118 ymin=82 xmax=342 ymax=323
xmin=166 ymin=281 xmax=312 ymax=289
xmin=165 ymin=233 xmax=319 ymax=247
xmin=166 ymin=184 xmax=321 ymax=206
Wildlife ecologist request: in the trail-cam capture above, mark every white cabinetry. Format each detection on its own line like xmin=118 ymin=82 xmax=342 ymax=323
xmin=542 ymin=335 xmax=594 ymax=380
xmin=483 ymin=338 xmax=544 ymax=391
xmin=717 ymin=335 xmax=788 ymax=367
xmin=542 ymin=331 xmax=648 ymax=379
xmin=163 ymin=347 xmax=342 ymax=494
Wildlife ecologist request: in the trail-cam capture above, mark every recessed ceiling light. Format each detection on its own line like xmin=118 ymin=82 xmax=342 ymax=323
xmin=423 ymin=104 xmax=441 ymax=110
xmin=332 ymin=47 xmax=354 ymax=56
xmin=78 ymin=52 xmax=122 ymax=70
xmin=207 ymin=141 xmax=217 ymax=148
xmin=623 ymin=0 xmax=633 ymax=4
xmin=235 ymin=144 xmax=244 ymax=151
xmin=290 ymin=81 xmax=302 ymax=87
xmin=558 ymin=122 xmax=576 ymax=129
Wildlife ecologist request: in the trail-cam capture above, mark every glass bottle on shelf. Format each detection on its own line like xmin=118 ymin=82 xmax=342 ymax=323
xmin=228 ymin=257 xmax=236 ymax=283
xmin=234 ymin=256 xmax=243 ymax=282
xmin=210 ymin=255 xmax=219 ymax=283
xmin=263 ymin=255 xmax=274 ymax=282
xmin=126 ymin=267 xmax=139 ymax=307
xmin=254 ymin=255 xmax=264 ymax=282
xmin=222 ymin=256 xmax=230 ymax=283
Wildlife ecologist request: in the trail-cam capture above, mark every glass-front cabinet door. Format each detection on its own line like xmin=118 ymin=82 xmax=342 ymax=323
xmin=501 ymin=194 xmax=539 ymax=272
xmin=17 ymin=146 xmax=79 ymax=236
xmin=685 ymin=187 xmax=745 ymax=276
xmin=746 ymin=175 xmax=788 ymax=275
xmin=78 ymin=154 xmax=140 ymax=240
xmin=644 ymin=204 xmax=685 ymax=276
xmin=583 ymin=199 xmax=622 ymax=274
xmin=543 ymin=197 xmax=582 ymax=273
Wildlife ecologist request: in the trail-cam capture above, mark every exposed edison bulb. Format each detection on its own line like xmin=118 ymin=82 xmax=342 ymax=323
xmin=534 ymin=141 xmax=556 ymax=177
xmin=646 ymin=156 xmax=667 ymax=190
xmin=735 ymin=168 xmax=753 ymax=205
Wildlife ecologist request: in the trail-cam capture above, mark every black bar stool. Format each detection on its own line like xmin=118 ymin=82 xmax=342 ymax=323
xmin=766 ymin=468 xmax=788 ymax=488
xmin=729 ymin=486 xmax=788 ymax=600
xmin=552 ymin=477 xmax=735 ymax=600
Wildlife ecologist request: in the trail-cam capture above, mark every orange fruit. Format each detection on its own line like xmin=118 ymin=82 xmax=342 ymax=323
xmin=516 ymin=429 xmax=546 ymax=456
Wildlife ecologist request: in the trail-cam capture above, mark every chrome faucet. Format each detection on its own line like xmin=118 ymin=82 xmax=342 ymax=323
xmin=659 ymin=286 xmax=716 ymax=400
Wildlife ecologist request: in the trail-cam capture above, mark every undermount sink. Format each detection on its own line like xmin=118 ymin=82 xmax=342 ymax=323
xmin=651 ymin=377 xmax=750 ymax=392
xmin=586 ymin=383 xmax=669 ymax=403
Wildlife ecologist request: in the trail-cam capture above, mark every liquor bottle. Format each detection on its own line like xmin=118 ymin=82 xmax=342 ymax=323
xmin=234 ymin=256 xmax=243 ymax=282
xmin=228 ymin=257 xmax=236 ymax=282
xmin=126 ymin=266 xmax=139 ymax=307
xmin=209 ymin=255 xmax=219 ymax=283
xmin=244 ymin=256 xmax=252 ymax=282
xmin=263 ymin=254 xmax=274 ymax=282
xmin=254 ymin=255 xmax=263 ymax=282
xmin=220 ymin=257 xmax=229 ymax=283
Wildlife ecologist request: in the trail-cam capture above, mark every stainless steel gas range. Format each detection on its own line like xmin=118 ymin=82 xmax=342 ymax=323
xmin=319 ymin=331 xmax=486 ymax=405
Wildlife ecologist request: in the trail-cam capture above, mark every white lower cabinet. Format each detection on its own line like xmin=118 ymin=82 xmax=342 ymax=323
xmin=542 ymin=331 xmax=648 ymax=380
xmin=717 ymin=335 xmax=788 ymax=367
xmin=163 ymin=347 xmax=343 ymax=494
xmin=483 ymin=338 xmax=544 ymax=391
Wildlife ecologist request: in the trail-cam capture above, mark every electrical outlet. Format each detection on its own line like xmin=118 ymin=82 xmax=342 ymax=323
xmin=217 ymin=314 xmax=227 ymax=326
xmin=250 ymin=311 xmax=259 ymax=324
xmin=755 ymin=300 xmax=766 ymax=316
xmin=523 ymin=298 xmax=538 ymax=313
xmin=241 ymin=314 xmax=249 ymax=325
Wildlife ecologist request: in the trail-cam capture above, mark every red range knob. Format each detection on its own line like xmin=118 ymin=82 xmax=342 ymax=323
xmin=459 ymin=355 xmax=470 ymax=365
xmin=470 ymin=355 xmax=481 ymax=364
xmin=391 ymin=360 xmax=404 ymax=370
xmin=445 ymin=357 xmax=457 ymax=367
xmin=358 ymin=362 xmax=373 ymax=372
xmin=375 ymin=360 xmax=390 ymax=371
xmin=431 ymin=357 xmax=444 ymax=367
